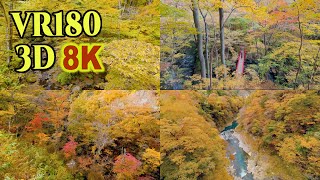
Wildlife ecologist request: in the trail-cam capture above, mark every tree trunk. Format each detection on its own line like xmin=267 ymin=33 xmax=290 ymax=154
xmin=171 ymin=3 xmax=178 ymax=63
xmin=209 ymin=13 xmax=219 ymax=89
xmin=205 ymin=20 xmax=209 ymax=78
xmin=263 ymin=33 xmax=267 ymax=56
xmin=192 ymin=0 xmax=206 ymax=78
xmin=219 ymin=5 xmax=227 ymax=78
xmin=294 ymin=7 xmax=303 ymax=89
xmin=212 ymin=18 xmax=219 ymax=68
xmin=0 ymin=1 xmax=12 ymax=65
xmin=209 ymin=48 xmax=213 ymax=89
xmin=8 ymin=2 xmax=12 ymax=65
xmin=200 ymin=10 xmax=209 ymax=78
xmin=255 ymin=39 xmax=259 ymax=59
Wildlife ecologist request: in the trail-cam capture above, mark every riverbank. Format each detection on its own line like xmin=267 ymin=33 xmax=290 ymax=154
xmin=221 ymin=122 xmax=254 ymax=180
xmin=231 ymin=105 xmax=269 ymax=179
xmin=233 ymin=131 xmax=268 ymax=180
xmin=221 ymin=91 xmax=307 ymax=180
xmin=221 ymin=126 xmax=267 ymax=180
xmin=234 ymin=127 xmax=306 ymax=180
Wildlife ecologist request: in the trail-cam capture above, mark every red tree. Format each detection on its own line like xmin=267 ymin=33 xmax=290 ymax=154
xmin=25 ymin=113 xmax=49 ymax=131
xmin=63 ymin=136 xmax=78 ymax=158
xmin=113 ymin=153 xmax=142 ymax=178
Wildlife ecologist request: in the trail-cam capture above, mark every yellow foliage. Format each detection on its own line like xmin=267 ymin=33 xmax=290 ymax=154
xmin=103 ymin=40 xmax=160 ymax=90
xmin=240 ymin=90 xmax=320 ymax=177
xmin=160 ymin=91 xmax=232 ymax=179
xmin=36 ymin=133 xmax=49 ymax=144
xmin=142 ymin=148 xmax=160 ymax=174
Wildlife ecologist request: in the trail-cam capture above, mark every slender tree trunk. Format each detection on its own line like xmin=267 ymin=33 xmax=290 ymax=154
xmin=294 ymin=7 xmax=303 ymax=89
xmin=0 ymin=1 xmax=12 ymax=65
xmin=212 ymin=20 xmax=219 ymax=68
xmin=209 ymin=13 xmax=219 ymax=66
xmin=208 ymin=13 xmax=219 ymax=89
xmin=214 ymin=37 xmax=219 ymax=66
xmin=8 ymin=2 xmax=12 ymax=64
xmin=219 ymin=4 xmax=227 ymax=78
xmin=200 ymin=10 xmax=209 ymax=78
xmin=226 ymin=47 xmax=229 ymax=60
xmin=263 ymin=33 xmax=267 ymax=55
xmin=205 ymin=20 xmax=209 ymax=78
xmin=171 ymin=29 xmax=176 ymax=63
xmin=118 ymin=0 xmax=121 ymax=39
xmin=209 ymin=44 xmax=218 ymax=90
xmin=192 ymin=0 xmax=206 ymax=78
xmin=171 ymin=3 xmax=178 ymax=63
xmin=256 ymin=41 xmax=259 ymax=58
xmin=209 ymin=48 xmax=213 ymax=90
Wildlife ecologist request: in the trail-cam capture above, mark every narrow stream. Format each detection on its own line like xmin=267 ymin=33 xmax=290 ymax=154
xmin=221 ymin=121 xmax=254 ymax=180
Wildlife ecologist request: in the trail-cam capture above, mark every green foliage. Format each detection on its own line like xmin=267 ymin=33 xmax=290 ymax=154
xmin=257 ymin=41 xmax=320 ymax=88
xmin=161 ymin=0 xmax=320 ymax=89
xmin=57 ymin=72 xmax=73 ymax=86
xmin=160 ymin=2 xmax=187 ymax=17
xmin=226 ymin=17 xmax=251 ymax=32
xmin=0 ymin=65 xmax=22 ymax=90
xmin=204 ymin=91 xmax=244 ymax=127
xmin=160 ymin=1 xmax=198 ymax=89
xmin=0 ymin=131 xmax=73 ymax=179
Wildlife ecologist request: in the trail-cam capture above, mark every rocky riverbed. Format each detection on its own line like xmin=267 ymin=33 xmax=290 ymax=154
xmin=221 ymin=121 xmax=268 ymax=180
xmin=233 ymin=132 xmax=269 ymax=180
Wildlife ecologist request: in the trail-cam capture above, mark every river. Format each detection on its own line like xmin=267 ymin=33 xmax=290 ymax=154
xmin=221 ymin=121 xmax=254 ymax=180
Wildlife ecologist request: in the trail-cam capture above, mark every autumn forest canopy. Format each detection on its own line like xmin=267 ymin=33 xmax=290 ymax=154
xmin=0 ymin=90 xmax=160 ymax=179
xmin=161 ymin=0 xmax=320 ymax=90
xmin=160 ymin=90 xmax=320 ymax=180
xmin=0 ymin=0 xmax=319 ymax=180
xmin=0 ymin=89 xmax=319 ymax=179
xmin=0 ymin=0 xmax=319 ymax=91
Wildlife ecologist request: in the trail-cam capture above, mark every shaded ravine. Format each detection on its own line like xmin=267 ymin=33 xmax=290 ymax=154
xmin=221 ymin=121 xmax=254 ymax=180
xmin=161 ymin=44 xmax=196 ymax=90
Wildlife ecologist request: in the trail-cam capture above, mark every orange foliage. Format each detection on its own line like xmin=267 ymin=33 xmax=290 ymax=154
xmin=25 ymin=113 xmax=49 ymax=131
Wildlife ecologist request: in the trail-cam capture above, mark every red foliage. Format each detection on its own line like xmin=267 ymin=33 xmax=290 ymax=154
xmin=63 ymin=136 xmax=78 ymax=158
xmin=113 ymin=153 xmax=141 ymax=176
xmin=25 ymin=113 xmax=49 ymax=131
